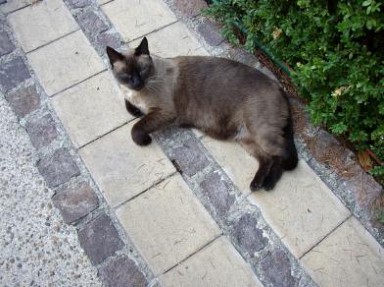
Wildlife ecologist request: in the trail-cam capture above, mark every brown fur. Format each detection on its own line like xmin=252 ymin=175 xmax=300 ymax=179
xmin=106 ymin=38 xmax=298 ymax=191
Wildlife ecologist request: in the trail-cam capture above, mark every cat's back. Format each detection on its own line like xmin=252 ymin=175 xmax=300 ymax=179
xmin=172 ymin=56 xmax=280 ymax=94
xmin=169 ymin=55 xmax=289 ymax=143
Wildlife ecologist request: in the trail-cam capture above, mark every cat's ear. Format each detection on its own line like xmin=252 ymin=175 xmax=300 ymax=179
xmin=135 ymin=37 xmax=150 ymax=56
xmin=106 ymin=46 xmax=124 ymax=66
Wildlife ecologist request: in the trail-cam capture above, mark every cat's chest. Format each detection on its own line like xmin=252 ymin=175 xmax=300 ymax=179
xmin=120 ymin=85 xmax=149 ymax=114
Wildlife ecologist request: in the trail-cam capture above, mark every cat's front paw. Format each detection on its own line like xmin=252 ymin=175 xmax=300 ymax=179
xmin=131 ymin=126 xmax=152 ymax=146
xmin=125 ymin=100 xmax=144 ymax=118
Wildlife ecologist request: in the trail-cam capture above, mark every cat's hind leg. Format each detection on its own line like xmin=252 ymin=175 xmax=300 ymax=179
xmin=262 ymin=157 xmax=283 ymax=191
xmin=240 ymin=140 xmax=273 ymax=191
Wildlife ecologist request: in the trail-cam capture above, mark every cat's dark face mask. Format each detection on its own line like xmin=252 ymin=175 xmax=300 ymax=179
xmin=106 ymin=37 xmax=153 ymax=91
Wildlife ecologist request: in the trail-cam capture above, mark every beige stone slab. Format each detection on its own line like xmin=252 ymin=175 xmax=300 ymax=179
xmin=27 ymin=31 xmax=105 ymax=96
xmin=1 ymin=0 xmax=31 ymax=14
xmin=201 ymin=137 xmax=256 ymax=195
xmin=248 ymin=160 xmax=350 ymax=258
xmin=102 ymin=0 xmax=177 ymax=42
xmin=79 ymin=122 xmax=175 ymax=207
xmin=160 ymin=237 xmax=262 ymax=287
xmin=8 ymin=0 xmax=78 ymax=52
xmin=130 ymin=22 xmax=208 ymax=57
xmin=116 ymin=174 xmax=221 ymax=275
xmin=97 ymin=0 xmax=111 ymax=6
xmin=52 ymin=71 xmax=129 ymax=148
xmin=301 ymin=217 xmax=384 ymax=287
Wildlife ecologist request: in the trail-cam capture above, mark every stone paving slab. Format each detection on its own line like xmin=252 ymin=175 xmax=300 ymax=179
xmin=159 ymin=236 xmax=262 ymax=287
xmin=98 ymin=0 xmax=110 ymax=6
xmin=116 ymin=174 xmax=221 ymax=276
xmin=129 ymin=22 xmax=208 ymax=57
xmin=301 ymin=216 xmax=384 ymax=286
xmin=248 ymin=160 xmax=351 ymax=258
xmin=0 ymin=0 xmax=30 ymax=14
xmin=101 ymin=0 xmax=177 ymax=42
xmin=79 ymin=122 xmax=176 ymax=207
xmin=27 ymin=30 xmax=105 ymax=96
xmin=8 ymin=0 xmax=78 ymax=52
xmin=52 ymin=71 xmax=128 ymax=148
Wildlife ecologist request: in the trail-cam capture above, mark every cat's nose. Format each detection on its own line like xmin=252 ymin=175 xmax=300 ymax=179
xmin=131 ymin=78 xmax=144 ymax=90
xmin=131 ymin=76 xmax=144 ymax=90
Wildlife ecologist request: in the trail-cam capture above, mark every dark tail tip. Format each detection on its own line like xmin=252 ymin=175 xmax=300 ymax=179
xmin=282 ymin=116 xmax=299 ymax=171
xmin=282 ymin=141 xmax=298 ymax=170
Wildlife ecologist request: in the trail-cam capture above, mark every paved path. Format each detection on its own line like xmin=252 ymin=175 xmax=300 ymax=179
xmin=1 ymin=0 xmax=383 ymax=286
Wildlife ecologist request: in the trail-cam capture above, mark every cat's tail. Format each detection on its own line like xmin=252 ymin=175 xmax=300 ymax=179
xmin=282 ymin=114 xmax=299 ymax=171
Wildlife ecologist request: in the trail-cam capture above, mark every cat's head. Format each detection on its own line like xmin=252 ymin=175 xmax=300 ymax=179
xmin=106 ymin=37 xmax=153 ymax=91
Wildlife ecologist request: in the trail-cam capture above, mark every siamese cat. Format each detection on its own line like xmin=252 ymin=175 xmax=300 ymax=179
xmin=106 ymin=37 xmax=298 ymax=191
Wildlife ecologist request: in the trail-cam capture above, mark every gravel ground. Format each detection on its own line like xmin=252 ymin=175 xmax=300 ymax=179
xmin=0 ymin=94 xmax=101 ymax=287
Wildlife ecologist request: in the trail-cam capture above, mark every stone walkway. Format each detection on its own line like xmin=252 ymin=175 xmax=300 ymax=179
xmin=1 ymin=0 xmax=383 ymax=286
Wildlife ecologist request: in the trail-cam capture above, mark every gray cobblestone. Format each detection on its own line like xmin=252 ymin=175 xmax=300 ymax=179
xmin=78 ymin=213 xmax=124 ymax=265
xmin=5 ymin=84 xmax=40 ymax=118
xmin=64 ymin=0 xmax=91 ymax=9
xmin=76 ymin=10 xmax=109 ymax=40
xmin=99 ymin=256 xmax=148 ymax=287
xmin=197 ymin=19 xmax=225 ymax=46
xmin=25 ymin=114 xmax=58 ymax=149
xmin=200 ymin=172 xmax=235 ymax=217
xmin=53 ymin=181 xmax=99 ymax=224
xmin=231 ymin=213 xmax=268 ymax=257
xmin=0 ymin=30 xmax=15 ymax=56
xmin=0 ymin=57 xmax=30 ymax=92
xmin=170 ymin=136 xmax=211 ymax=177
xmin=37 ymin=148 xmax=80 ymax=188
xmin=170 ymin=0 xmax=207 ymax=18
xmin=259 ymin=249 xmax=295 ymax=287
xmin=97 ymin=30 xmax=121 ymax=50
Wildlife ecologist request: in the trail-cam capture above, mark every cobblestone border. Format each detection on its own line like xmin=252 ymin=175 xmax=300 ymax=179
xmin=162 ymin=0 xmax=384 ymax=248
xmin=1 ymin=2 xmax=157 ymax=286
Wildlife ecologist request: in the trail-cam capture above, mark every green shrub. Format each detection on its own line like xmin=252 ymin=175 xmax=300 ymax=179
xmin=206 ymin=0 xmax=384 ymax=177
